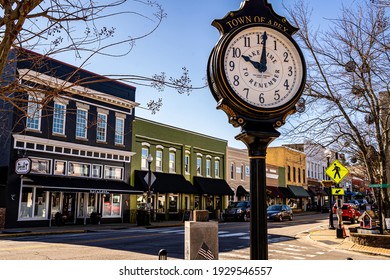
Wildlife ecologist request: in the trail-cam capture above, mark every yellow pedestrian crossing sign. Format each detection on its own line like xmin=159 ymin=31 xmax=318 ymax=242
xmin=332 ymin=188 xmax=345 ymax=195
xmin=326 ymin=160 xmax=349 ymax=184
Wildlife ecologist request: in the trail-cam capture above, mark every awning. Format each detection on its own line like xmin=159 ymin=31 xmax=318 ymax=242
xmin=308 ymin=186 xmax=327 ymax=196
xmin=193 ymin=176 xmax=234 ymax=196
xmin=288 ymin=185 xmax=310 ymax=198
xmin=134 ymin=170 xmax=198 ymax=194
xmin=236 ymin=185 xmax=249 ymax=196
xmin=24 ymin=174 xmax=143 ymax=194
xmin=278 ymin=187 xmax=295 ymax=198
xmin=266 ymin=186 xmax=284 ymax=198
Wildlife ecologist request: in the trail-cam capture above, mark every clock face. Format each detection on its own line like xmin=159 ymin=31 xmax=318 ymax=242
xmin=221 ymin=25 xmax=305 ymax=110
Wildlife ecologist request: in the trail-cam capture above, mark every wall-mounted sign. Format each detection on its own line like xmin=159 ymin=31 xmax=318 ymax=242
xmin=15 ymin=158 xmax=31 ymax=175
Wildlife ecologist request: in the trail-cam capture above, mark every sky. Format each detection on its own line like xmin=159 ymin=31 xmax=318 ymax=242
xmin=55 ymin=0 xmax=359 ymax=149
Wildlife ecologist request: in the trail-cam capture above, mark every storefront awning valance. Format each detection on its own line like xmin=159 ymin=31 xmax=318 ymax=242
xmin=308 ymin=186 xmax=327 ymax=196
xmin=134 ymin=170 xmax=198 ymax=194
xmin=287 ymin=185 xmax=310 ymax=198
xmin=236 ymin=185 xmax=249 ymax=196
xmin=278 ymin=186 xmax=295 ymax=198
xmin=193 ymin=176 xmax=234 ymax=196
xmin=267 ymin=186 xmax=284 ymax=198
xmin=24 ymin=174 xmax=143 ymax=194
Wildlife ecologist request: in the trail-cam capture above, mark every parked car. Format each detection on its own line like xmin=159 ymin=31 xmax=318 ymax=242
xmin=348 ymin=199 xmax=360 ymax=207
xmin=223 ymin=201 xmax=250 ymax=221
xmin=339 ymin=203 xmax=361 ymax=224
xmin=267 ymin=204 xmax=293 ymax=222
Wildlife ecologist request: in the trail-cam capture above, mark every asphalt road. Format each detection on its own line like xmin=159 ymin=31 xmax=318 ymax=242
xmin=0 ymin=213 xmax=387 ymax=260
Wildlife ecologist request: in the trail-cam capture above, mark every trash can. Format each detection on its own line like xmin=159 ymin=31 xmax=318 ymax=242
xmin=136 ymin=210 xmax=147 ymax=226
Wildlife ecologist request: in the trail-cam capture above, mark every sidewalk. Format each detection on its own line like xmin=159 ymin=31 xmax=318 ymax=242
xmin=1 ymin=218 xmax=390 ymax=258
xmin=307 ymin=224 xmax=390 ymax=258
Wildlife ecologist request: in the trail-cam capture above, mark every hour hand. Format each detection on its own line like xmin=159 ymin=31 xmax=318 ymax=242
xmin=242 ymin=55 xmax=261 ymax=70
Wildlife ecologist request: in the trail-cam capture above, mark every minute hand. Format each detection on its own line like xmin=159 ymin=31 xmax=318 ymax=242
xmin=259 ymin=31 xmax=268 ymax=73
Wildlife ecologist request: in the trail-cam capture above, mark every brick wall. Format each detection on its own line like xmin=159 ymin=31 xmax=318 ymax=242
xmin=350 ymin=232 xmax=390 ymax=249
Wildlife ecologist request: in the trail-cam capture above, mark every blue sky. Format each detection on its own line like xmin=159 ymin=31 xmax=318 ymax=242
xmin=57 ymin=0 xmax=359 ymax=149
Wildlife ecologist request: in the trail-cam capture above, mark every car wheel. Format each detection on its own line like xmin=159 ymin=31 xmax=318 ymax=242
xmin=289 ymin=215 xmax=293 ymax=221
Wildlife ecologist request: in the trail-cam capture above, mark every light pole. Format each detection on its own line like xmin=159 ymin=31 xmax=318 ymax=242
xmin=325 ymin=149 xmax=335 ymax=229
xmin=146 ymin=154 xmax=153 ymax=226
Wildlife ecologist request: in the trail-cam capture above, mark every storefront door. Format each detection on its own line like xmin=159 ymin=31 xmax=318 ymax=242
xmin=63 ymin=193 xmax=76 ymax=223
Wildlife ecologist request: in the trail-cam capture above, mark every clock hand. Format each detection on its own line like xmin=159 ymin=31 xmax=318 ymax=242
xmin=259 ymin=31 xmax=268 ymax=73
xmin=242 ymin=55 xmax=261 ymax=70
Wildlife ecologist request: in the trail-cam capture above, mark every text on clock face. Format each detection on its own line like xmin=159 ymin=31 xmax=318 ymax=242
xmin=223 ymin=27 xmax=303 ymax=108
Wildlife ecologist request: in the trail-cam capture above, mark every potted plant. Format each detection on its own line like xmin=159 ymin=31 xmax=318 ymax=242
xmin=90 ymin=212 xmax=101 ymax=224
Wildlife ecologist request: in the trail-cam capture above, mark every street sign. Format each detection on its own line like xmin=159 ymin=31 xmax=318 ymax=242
xmin=332 ymin=187 xmax=345 ymax=196
xmin=321 ymin=180 xmax=334 ymax=187
xmin=369 ymin=184 xmax=390 ymax=188
xmin=326 ymin=160 xmax=349 ymax=184
xmin=144 ymin=172 xmax=156 ymax=186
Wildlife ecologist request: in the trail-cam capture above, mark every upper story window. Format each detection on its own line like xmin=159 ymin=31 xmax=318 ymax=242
xmin=298 ymin=168 xmax=301 ymax=183
xmin=76 ymin=108 xmax=88 ymax=139
xmin=230 ymin=162 xmax=236 ymax=179
xmin=30 ymin=157 xmax=51 ymax=174
xmin=287 ymin=165 xmax=291 ymax=181
xmin=26 ymin=95 xmax=42 ymax=131
xmin=240 ymin=164 xmax=245 ymax=180
xmin=206 ymin=158 xmax=211 ymax=177
xmin=53 ymin=102 xmax=66 ymax=135
xmin=293 ymin=167 xmax=296 ymax=182
xmin=196 ymin=155 xmax=202 ymax=176
xmin=169 ymin=150 xmax=176 ymax=173
xmin=115 ymin=117 xmax=125 ymax=145
xmin=245 ymin=165 xmax=250 ymax=177
xmin=156 ymin=149 xmax=163 ymax=172
xmin=104 ymin=165 xmax=123 ymax=180
xmin=96 ymin=112 xmax=107 ymax=142
xmin=68 ymin=162 xmax=91 ymax=177
xmin=141 ymin=146 xmax=149 ymax=170
xmin=184 ymin=151 xmax=190 ymax=174
xmin=214 ymin=159 xmax=220 ymax=178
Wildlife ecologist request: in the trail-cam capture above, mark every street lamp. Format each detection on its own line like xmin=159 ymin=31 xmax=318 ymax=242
xmin=146 ymin=154 xmax=153 ymax=226
xmin=325 ymin=149 xmax=335 ymax=229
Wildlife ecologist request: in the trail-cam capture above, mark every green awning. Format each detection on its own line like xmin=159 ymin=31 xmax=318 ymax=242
xmin=287 ymin=185 xmax=310 ymax=198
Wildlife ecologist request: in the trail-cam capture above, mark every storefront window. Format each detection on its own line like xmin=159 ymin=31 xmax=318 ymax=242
xmin=88 ymin=193 xmax=97 ymax=215
xmin=92 ymin=165 xmax=102 ymax=178
xmin=157 ymin=195 xmax=166 ymax=213
xmin=68 ymin=162 xmax=91 ymax=177
xmin=19 ymin=186 xmax=48 ymax=219
xmin=168 ymin=194 xmax=178 ymax=213
xmin=34 ymin=189 xmax=47 ymax=218
xmin=102 ymin=194 xmax=121 ymax=217
xmin=31 ymin=158 xmax=51 ymax=174
xmin=137 ymin=195 xmax=146 ymax=209
xmin=51 ymin=192 xmax=61 ymax=217
xmin=104 ymin=166 xmax=123 ymax=180
xmin=20 ymin=187 xmax=33 ymax=218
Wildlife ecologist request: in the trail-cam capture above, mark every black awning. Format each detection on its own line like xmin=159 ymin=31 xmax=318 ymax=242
xmin=236 ymin=185 xmax=249 ymax=196
xmin=134 ymin=170 xmax=198 ymax=194
xmin=24 ymin=174 xmax=143 ymax=194
xmin=308 ymin=186 xmax=327 ymax=196
xmin=278 ymin=187 xmax=295 ymax=198
xmin=193 ymin=176 xmax=234 ymax=196
xmin=267 ymin=186 xmax=284 ymax=198
xmin=287 ymin=185 xmax=310 ymax=198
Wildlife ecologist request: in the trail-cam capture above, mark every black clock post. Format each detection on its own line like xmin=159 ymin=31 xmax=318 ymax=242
xmin=208 ymin=0 xmax=306 ymax=260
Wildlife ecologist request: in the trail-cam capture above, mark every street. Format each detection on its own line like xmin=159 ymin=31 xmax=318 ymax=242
xmin=0 ymin=213 xmax=388 ymax=260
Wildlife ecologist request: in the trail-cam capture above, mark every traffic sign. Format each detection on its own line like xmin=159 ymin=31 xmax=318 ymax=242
xmin=144 ymin=172 xmax=156 ymax=186
xmin=369 ymin=184 xmax=390 ymax=188
xmin=326 ymin=160 xmax=349 ymax=184
xmin=332 ymin=187 xmax=345 ymax=195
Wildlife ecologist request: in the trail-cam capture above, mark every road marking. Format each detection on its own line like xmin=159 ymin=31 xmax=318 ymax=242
xmin=219 ymin=233 xmax=247 ymax=238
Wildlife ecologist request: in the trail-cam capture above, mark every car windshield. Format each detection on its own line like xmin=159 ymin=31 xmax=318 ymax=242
xmin=237 ymin=202 xmax=248 ymax=207
xmin=227 ymin=202 xmax=238 ymax=208
xmin=267 ymin=205 xmax=282 ymax=211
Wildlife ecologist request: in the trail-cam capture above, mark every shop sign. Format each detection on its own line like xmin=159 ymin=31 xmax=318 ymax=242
xmin=15 ymin=158 xmax=31 ymax=175
xmin=90 ymin=189 xmax=110 ymax=194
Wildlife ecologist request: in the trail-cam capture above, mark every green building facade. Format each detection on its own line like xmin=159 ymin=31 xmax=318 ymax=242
xmin=129 ymin=117 xmax=233 ymax=222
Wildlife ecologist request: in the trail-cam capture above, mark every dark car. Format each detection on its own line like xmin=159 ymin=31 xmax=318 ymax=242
xmin=267 ymin=204 xmax=293 ymax=222
xmin=223 ymin=201 xmax=250 ymax=221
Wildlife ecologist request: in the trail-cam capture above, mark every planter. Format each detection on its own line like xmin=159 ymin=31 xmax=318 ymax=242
xmin=90 ymin=212 xmax=101 ymax=225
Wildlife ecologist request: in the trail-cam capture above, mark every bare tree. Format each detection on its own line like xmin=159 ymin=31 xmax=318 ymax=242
xmin=0 ymin=0 xmax=199 ymax=117
xmin=283 ymin=0 xmax=390 ymax=219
